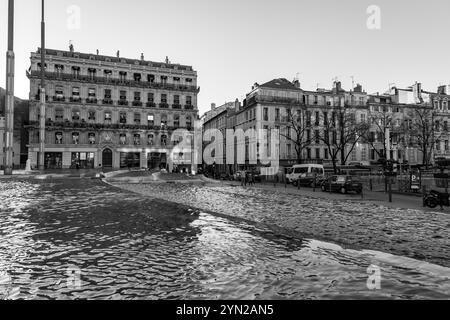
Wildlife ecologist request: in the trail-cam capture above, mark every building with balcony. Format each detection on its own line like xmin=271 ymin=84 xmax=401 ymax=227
xmin=26 ymin=47 xmax=199 ymax=171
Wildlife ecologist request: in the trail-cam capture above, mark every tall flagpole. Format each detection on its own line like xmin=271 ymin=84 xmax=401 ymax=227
xmin=38 ymin=0 xmax=46 ymax=170
xmin=4 ymin=0 xmax=15 ymax=175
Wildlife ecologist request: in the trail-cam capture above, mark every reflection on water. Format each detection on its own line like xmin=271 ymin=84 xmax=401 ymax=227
xmin=0 ymin=180 xmax=449 ymax=300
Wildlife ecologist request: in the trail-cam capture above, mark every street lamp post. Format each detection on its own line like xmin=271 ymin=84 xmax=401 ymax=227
xmin=38 ymin=0 xmax=46 ymax=170
xmin=4 ymin=0 xmax=15 ymax=175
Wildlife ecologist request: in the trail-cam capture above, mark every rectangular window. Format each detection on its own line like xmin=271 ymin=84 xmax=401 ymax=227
xmin=186 ymin=96 xmax=192 ymax=106
xmin=148 ymin=114 xmax=154 ymax=126
xmin=120 ymin=90 xmax=127 ymax=101
xmin=88 ymin=111 xmax=96 ymax=121
xmin=72 ymin=110 xmax=80 ymax=121
xmin=134 ymin=113 xmax=141 ymax=125
xmin=105 ymin=112 xmax=112 ymax=122
xmin=148 ymin=93 xmax=154 ymax=102
xmin=55 ymin=109 xmax=64 ymax=121
xmin=315 ymin=148 xmax=320 ymax=159
xmin=134 ymin=92 xmax=141 ymax=101
xmin=263 ymin=108 xmax=268 ymax=121
xmin=161 ymin=94 xmax=167 ymax=104
xmin=315 ymin=130 xmax=320 ymax=144
xmin=120 ymin=112 xmax=127 ymax=124
xmin=104 ymin=89 xmax=111 ymax=99
xmin=275 ymin=108 xmax=280 ymax=122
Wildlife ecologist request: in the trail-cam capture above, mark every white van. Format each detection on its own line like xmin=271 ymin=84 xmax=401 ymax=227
xmin=286 ymin=164 xmax=325 ymax=183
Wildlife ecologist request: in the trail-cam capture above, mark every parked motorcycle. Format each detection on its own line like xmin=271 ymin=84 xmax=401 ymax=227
xmin=424 ymin=190 xmax=450 ymax=209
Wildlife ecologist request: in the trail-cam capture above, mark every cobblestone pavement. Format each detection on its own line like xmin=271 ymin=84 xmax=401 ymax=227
xmin=117 ymin=182 xmax=450 ymax=268
xmin=0 ymin=179 xmax=449 ymax=299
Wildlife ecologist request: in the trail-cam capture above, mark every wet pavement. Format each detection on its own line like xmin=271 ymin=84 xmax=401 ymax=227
xmin=0 ymin=179 xmax=449 ymax=300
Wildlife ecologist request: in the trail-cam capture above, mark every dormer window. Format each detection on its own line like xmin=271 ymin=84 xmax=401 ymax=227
xmin=148 ymin=74 xmax=155 ymax=83
xmin=55 ymin=64 xmax=64 ymax=77
xmin=134 ymin=73 xmax=141 ymax=82
xmin=161 ymin=76 xmax=168 ymax=84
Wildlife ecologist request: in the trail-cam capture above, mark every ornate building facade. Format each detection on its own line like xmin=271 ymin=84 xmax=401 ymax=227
xmin=26 ymin=48 xmax=199 ymax=171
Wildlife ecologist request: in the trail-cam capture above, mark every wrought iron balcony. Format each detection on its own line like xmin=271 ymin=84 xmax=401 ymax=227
xmin=146 ymin=102 xmax=156 ymax=108
xmin=132 ymin=101 xmax=143 ymax=107
xmin=102 ymin=99 xmax=113 ymax=105
xmin=86 ymin=98 xmax=98 ymax=104
xmin=118 ymin=100 xmax=129 ymax=106
xmin=53 ymin=96 xmax=66 ymax=102
xmin=184 ymin=105 xmax=194 ymax=110
xmin=159 ymin=103 xmax=169 ymax=109
xmin=172 ymin=104 xmax=182 ymax=109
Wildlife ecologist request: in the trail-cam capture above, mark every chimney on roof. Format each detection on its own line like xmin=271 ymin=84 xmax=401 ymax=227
xmin=438 ymin=85 xmax=450 ymax=95
xmin=354 ymin=84 xmax=363 ymax=93
xmin=141 ymin=53 xmax=144 ymax=61
xmin=234 ymin=99 xmax=240 ymax=112
xmin=333 ymin=81 xmax=342 ymax=94
xmin=211 ymin=103 xmax=216 ymax=110
xmin=293 ymin=79 xmax=301 ymax=89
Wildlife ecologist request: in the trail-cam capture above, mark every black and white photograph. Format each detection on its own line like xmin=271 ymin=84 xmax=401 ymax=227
xmin=0 ymin=0 xmax=449 ymax=310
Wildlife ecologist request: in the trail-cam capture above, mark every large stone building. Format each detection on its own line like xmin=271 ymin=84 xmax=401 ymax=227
xmin=202 ymin=78 xmax=450 ymax=174
xmin=26 ymin=47 xmax=199 ymax=171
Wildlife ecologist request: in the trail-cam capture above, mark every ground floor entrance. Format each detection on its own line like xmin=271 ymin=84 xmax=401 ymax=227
xmin=148 ymin=152 xmax=167 ymax=170
xmin=102 ymin=149 xmax=113 ymax=168
xmin=44 ymin=153 xmax=63 ymax=169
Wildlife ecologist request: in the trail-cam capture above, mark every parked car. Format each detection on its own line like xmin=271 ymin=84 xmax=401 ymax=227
xmin=292 ymin=173 xmax=325 ymax=187
xmin=321 ymin=175 xmax=363 ymax=194
xmin=234 ymin=171 xmax=246 ymax=181
xmin=286 ymin=164 xmax=325 ymax=183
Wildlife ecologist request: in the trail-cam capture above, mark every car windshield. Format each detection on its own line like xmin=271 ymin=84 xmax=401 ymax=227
xmin=336 ymin=176 xmax=347 ymax=182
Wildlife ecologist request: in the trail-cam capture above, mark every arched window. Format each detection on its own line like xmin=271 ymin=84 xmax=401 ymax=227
xmin=443 ymin=99 xmax=448 ymax=111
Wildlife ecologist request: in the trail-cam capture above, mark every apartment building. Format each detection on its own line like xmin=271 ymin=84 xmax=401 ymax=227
xmin=26 ymin=47 xmax=199 ymax=171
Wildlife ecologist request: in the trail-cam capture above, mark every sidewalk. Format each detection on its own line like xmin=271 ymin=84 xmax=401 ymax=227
xmin=206 ymin=179 xmax=437 ymax=212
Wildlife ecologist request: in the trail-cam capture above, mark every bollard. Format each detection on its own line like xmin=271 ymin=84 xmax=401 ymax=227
xmin=388 ymin=177 xmax=392 ymax=203
xmin=422 ymin=185 xmax=427 ymax=207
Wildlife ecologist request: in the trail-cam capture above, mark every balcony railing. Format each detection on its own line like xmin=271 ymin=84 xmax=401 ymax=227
xmin=172 ymin=104 xmax=182 ymax=109
xmin=146 ymin=102 xmax=156 ymax=108
xmin=86 ymin=98 xmax=98 ymax=104
xmin=27 ymin=70 xmax=200 ymax=92
xmin=184 ymin=105 xmax=194 ymax=110
xmin=118 ymin=100 xmax=129 ymax=106
xmin=159 ymin=103 xmax=169 ymax=109
xmin=132 ymin=101 xmax=143 ymax=107
xmin=102 ymin=99 xmax=113 ymax=105
xmin=53 ymin=96 xmax=66 ymax=102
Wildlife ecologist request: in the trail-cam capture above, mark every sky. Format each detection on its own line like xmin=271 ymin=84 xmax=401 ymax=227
xmin=0 ymin=0 xmax=449 ymax=116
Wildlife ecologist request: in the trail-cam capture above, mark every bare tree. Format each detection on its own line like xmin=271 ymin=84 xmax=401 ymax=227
xmin=317 ymin=105 xmax=370 ymax=173
xmin=406 ymin=105 xmax=443 ymax=169
xmin=364 ymin=105 xmax=395 ymax=163
xmin=280 ymin=106 xmax=312 ymax=164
